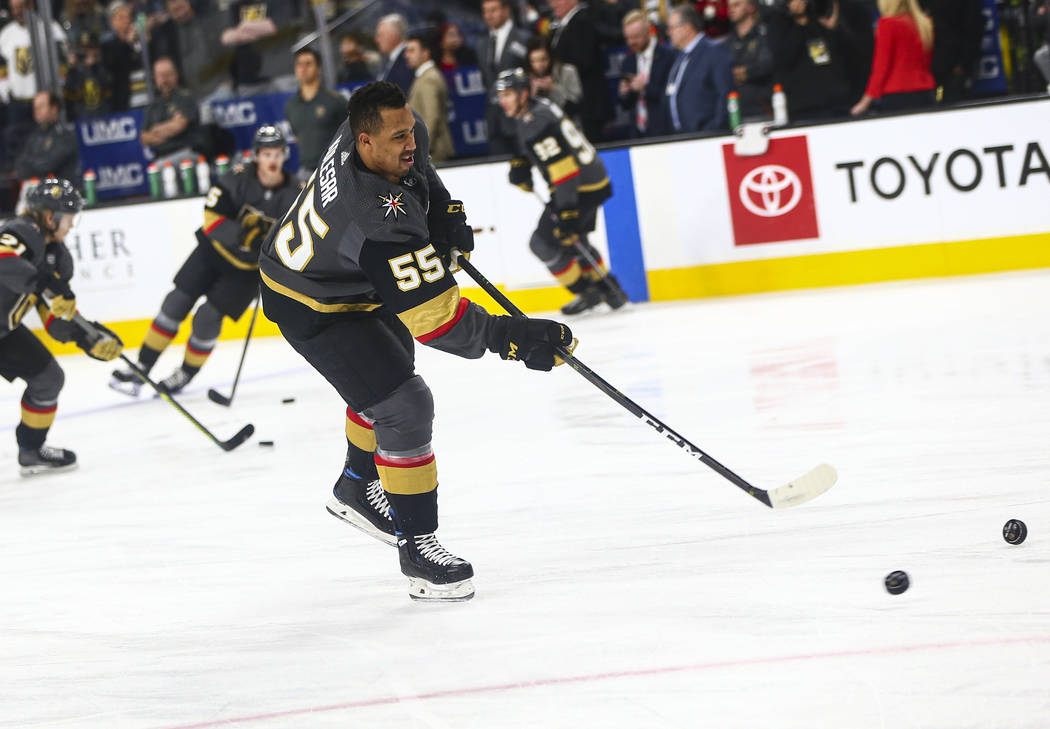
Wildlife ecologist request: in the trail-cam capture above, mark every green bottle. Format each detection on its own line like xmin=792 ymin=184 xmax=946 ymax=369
xmin=727 ymin=92 xmax=742 ymax=130
xmin=147 ymin=163 xmax=161 ymax=198
xmin=179 ymin=159 xmax=196 ymax=195
xmin=82 ymin=169 xmax=97 ymax=206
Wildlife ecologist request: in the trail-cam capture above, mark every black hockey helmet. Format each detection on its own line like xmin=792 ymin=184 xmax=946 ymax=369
xmin=252 ymin=124 xmax=288 ymax=157
xmin=494 ymin=67 xmax=530 ymax=93
xmin=26 ymin=178 xmax=83 ymax=215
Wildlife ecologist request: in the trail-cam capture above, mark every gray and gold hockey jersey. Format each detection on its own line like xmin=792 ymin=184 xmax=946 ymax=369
xmin=0 ymin=216 xmax=75 ymax=339
xmin=258 ymin=114 xmax=499 ymax=358
xmin=508 ymin=97 xmax=610 ymax=212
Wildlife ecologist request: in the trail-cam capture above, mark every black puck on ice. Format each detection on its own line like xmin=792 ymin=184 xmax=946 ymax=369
xmin=1003 ymin=519 xmax=1027 ymax=545
xmin=258 ymin=440 xmax=274 ymax=447
xmin=282 ymin=397 xmax=295 ymax=404
xmin=884 ymin=570 xmax=909 ymax=595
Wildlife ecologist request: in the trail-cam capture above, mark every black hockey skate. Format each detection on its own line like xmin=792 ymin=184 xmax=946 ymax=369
xmin=18 ymin=444 xmax=77 ymax=476
xmin=109 ymin=365 xmax=145 ymax=397
xmin=325 ymin=471 xmax=398 ymax=546
xmin=599 ymin=274 xmax=629 ymax=310
xmin=399 ymin=532 xmax=474 ymax=601
xmin=156 ymin=367 xmax=193 ymax=395
xmin=560 ymin=285 xmax=604 ymax=315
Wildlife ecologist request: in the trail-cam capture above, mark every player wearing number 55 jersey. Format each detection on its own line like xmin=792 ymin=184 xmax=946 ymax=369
xmin=0 ymin=179 xmax=123 ymax=476
xmin=258 ymin=81 xmax=575 ymax=602
xmin=496 ymin=68 xmax=628 ymax=315
xmin=111 ymin=125 xmax=300 ymax=397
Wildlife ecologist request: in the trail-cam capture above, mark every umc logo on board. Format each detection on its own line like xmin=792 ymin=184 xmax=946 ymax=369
xmin=721 ymin=136 xmax=819 ymax=246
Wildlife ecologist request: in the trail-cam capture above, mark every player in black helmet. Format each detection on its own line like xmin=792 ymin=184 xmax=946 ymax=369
xmin=110 ymin=124 xmax=300 ymax=396
xmin=0 ymin=178 xmax=123 ymax=475
xmin=495 ymin=67 xmax=629 ymax=315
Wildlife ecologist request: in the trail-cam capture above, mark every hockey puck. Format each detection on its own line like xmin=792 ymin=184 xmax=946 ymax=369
xmin=884 ymin=570 xmax=909 ymax=595
xmin=1003 ymin=519 xmax=1027 ymax=545
xmin=258 ymin=440 xmax=274 ymax=447
xmin=282 ymin=397 xmax=295 ymax=404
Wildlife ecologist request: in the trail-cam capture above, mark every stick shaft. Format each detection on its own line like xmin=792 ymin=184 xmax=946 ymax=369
xmin=227 ymin=297 xmax=260 ymax=401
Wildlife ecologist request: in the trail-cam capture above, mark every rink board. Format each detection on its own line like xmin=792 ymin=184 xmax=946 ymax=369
xmin=36 ymin=99 xmax=1050 ymax=353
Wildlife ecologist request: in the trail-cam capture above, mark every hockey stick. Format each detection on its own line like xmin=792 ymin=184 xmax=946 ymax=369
xmin=455 ymin=254 xmax=837 ymax=509
xmin=119 ymin=354 xmax=255 ymax=451
xmin=208 ymin=296 xmax=259 ymax=407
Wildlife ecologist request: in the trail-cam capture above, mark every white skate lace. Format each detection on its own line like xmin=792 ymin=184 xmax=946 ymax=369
xmin=415 ymin=533 xmax=459 ymax=566
xmin=38 ymin=445 xmax=65 ymax=461
xmin=365 ymin=480 xmax=391 ymax=520
xmin=160 ymin=369 xmax=190 ymax=389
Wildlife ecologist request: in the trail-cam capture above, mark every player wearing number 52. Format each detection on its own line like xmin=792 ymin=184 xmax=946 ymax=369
xmin=0 ymin=179 xmax=123 ymax=476
xmin=257 ymin=81 xmax=575 ymax=602
xmin=496 ymin=68 xmax=628 ymax=316
xmin=110 ymin=126 xmax=299 ymax=397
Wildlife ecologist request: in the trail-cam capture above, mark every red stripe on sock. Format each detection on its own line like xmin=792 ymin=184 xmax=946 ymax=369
xmin=21 ymin=401 xmax=57 ymax=415
xmin=346 ymin=408 xmax=374 ymax=430
xmin=186 ymin=343 xmax=213 ymax=357
xmin=374 ymin=451 xmax=435 ymax=469
xmin=150 ymin=322 xmax=176 ymax=338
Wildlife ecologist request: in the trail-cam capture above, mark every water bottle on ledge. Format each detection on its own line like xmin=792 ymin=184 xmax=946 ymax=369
xmin=727 ymin=91 xmax=741 ymax=131
xmin=82 ymin=170 xmax=96 ymax=206
xmin=196 ymin=156 xmax=210 ymax=193
xmin=161 ymin=161 xmax=177 ymax=198
xmin=772 ymin=84 xmax=789 ymax=127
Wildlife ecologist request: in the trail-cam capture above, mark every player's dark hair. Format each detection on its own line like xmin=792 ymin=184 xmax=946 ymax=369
xmin=347 ymin=81 xmax=407 ymax=137
xmin=294 ymin=46 xmax=321 ymax=65
xmin=407 ymin=28 xmax=439 ymax=61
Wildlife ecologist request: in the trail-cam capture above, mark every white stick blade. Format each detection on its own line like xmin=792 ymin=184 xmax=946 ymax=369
xmin=767 ymin=464 xmax=838 ymax=509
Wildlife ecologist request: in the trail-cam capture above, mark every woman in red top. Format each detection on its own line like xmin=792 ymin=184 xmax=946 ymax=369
xmin=850 ymin=0 xmax=935 ymax=116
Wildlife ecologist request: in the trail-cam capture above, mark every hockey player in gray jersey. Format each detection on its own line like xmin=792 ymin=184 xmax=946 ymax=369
xmin=258 ymin=81 xmax=575 ymax=602
xmin=111 ymin=125 xmax=300 ymax=396
xmin=0 ymin=179 xmax=123 ymax=475
xmin=495 ymin=68 xmax=628 ymax=315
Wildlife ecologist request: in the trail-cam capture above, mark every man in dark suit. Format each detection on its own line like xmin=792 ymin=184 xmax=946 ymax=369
xmin=375 ymin=13 xmax=413 ymax=94
xmin=549 ymin=0 xmax=609 ymax=142
xmin=481 ymin=0 xmax=532 ymax=155
xmin=618 ymin=9 xmax=675 ymax=137
xmin=663 ymin=4 xmax=734 ymax=133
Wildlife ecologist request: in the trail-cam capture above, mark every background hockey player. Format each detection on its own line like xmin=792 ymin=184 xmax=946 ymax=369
xmin=495 ymin=68 xmax=628 ymax=315
xmin=0 ymin=179 xmax=123 ymax=475
xmin=258 ymin=81 xmax=575 ymax=602
xmin=111 ymin=125 xmax=300 ymax=396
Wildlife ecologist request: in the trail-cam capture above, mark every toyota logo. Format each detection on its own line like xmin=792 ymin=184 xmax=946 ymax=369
xmin=739 ymin=164 xmax=803 ymax=217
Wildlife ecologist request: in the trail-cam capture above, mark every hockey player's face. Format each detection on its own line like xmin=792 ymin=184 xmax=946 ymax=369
xmin=257 ymin=148 xmax=285 ymax=177
xmin=497 ymin=88 xmax=525 ymax=118
xmin=362 ymin=106 xmax=417 ymax=181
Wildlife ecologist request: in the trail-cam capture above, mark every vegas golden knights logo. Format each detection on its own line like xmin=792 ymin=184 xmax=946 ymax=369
xmin=15 ymin=46 xmax=32 ymax=76
xmin=84 ymin=79 xmax=101 ymax=109
xmin=240 ymin=3 xmax=267 ymax=21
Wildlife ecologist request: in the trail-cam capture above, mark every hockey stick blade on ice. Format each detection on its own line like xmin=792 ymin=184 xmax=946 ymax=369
xmin=454 ymin=253 xmax=837 ymax=509
xmin=119 ymin=355 xmax=255 ymax=451
xmin=208 ymin=297 xmax=260 ymax=407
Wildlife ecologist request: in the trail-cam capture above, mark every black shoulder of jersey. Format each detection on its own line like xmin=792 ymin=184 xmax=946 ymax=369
xmin=0 ymin=216 xmax=47 ymax=261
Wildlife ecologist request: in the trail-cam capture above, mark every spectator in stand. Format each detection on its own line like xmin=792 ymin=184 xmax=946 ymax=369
xmin=101 ymin=0 xmax=150 ymax=109
xmin=1 ymin=0 xmax=69 ymax=147
xmin=838 ymin=0 xmax=877 ymax=101
xmin=337 ymin=34 xmax=375 ymax=84
xmin=548 ymin=0 xmax=609 ymax=141
xmin=375 ymin=13 xmax=413 ymax=94
xmin=481 ymin=0 xmax=531 ymax=154
xmin=923 ymin=0 xmax=983 ymax=103
xmin=438 ymin=22 xmax=478 ymax=71
xmin=593 ymin=0 xmax=635 ymax=47
xmin=663 ymin=3 xmax=734 ymax=132
xmin=727 ymin=0 xmax=774 ymax=119
xmin=404 ymin=30 xmax=454 ymax=163
xmin=850 ymin=0 xmax=934 ymax=115
xmin=618 ymin=10 xmax=674 ymax=137
xmin=285 ymin=47 xmax=346 ymax=180
xmin=15 ymin=91 xmax=79 ymax=183
xmin=62 ymin=0 xmax=108 ymax=48
xmin=140 ymin=57 xmax=200 ymax=166
xmin=151 ymin=0 xmax=227 ymax=99
xmin=768 ymin=0 xmax=852 ymax=120
xmin=526 ymin=34 xmax=582 ymax=121
xmin=63 ymin=30 xmax=114 ymax=120
xmin=221 ymin=0 xmax=277 ymax=95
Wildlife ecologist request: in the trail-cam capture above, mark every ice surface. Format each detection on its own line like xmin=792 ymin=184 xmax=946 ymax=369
xmin=2 ymin=270 xmax=1049 ymax=728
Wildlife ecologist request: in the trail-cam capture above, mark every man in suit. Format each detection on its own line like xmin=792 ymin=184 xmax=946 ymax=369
xmin=375 ymin=13 xmax=413 ymax=94
xmin=481 ymin=0 xmax=532 ymax=155
xmin=617 ymin=9 xmax=675 ymax=137
xmin=548 ymin=0 xmax=608 ymax=142
xmin=663 ymin=3 xmax=734 ymax=133
xmin=405 ymin=30 xmax=454 ymax=162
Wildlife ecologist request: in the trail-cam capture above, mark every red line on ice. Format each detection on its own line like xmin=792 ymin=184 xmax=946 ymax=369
xmin=153 ymin=633 xmax=1050 ymax=729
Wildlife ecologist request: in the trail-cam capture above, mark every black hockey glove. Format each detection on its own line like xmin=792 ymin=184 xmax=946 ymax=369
xmin=72 ymin=319 xmax=124 ymax=361
xmin=494 ymin=316 xmax=575 ymax=372
xmin=430 ymin=199 xmax=474 ymax=271
xmin=508 ymin=157 xmax=533 ymax=192
xmin=554 ymin=208 xmax=581 ymax=243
